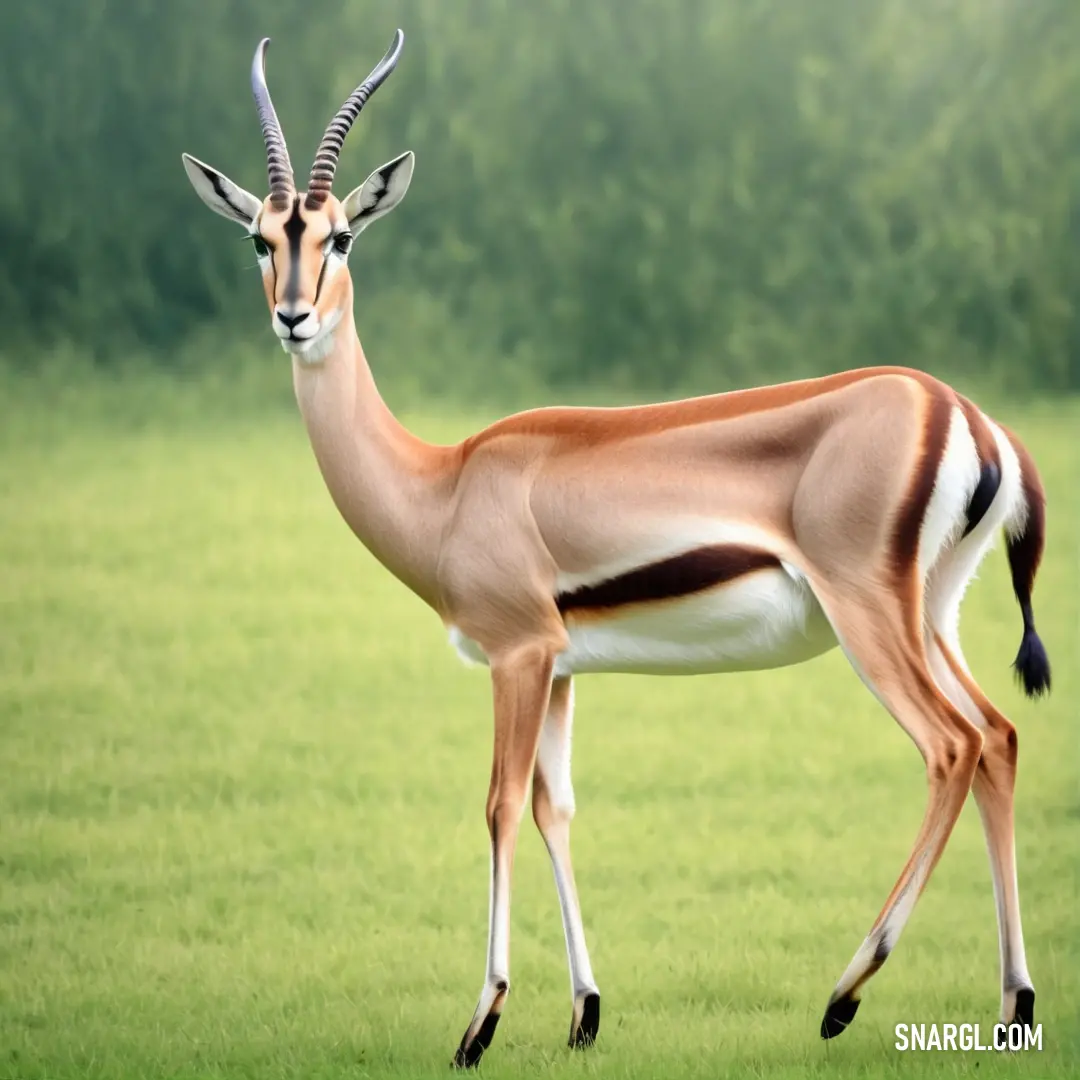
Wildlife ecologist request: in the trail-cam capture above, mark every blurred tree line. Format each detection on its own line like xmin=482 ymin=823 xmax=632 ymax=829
xmin=1 ymin=0 xmax=1077 ymax=395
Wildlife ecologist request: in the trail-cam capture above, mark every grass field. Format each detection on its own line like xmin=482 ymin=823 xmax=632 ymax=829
xmin=1 ymin=372 xmax=1077 ymax=1079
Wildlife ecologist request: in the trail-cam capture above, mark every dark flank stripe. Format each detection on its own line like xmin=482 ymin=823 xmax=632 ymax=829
xmin=891 ymin=391 xmax=953 ymax=578
xmin=556 ymin=545 xmax=781 ymax=614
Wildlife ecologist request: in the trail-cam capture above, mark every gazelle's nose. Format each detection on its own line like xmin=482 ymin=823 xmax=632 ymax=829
xmin=273 ymin=304 xmax=317 ymax=339
xmin=277 ymin=310 xmax=309 ymax=331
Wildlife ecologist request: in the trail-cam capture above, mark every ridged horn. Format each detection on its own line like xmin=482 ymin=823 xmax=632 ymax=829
xmin=251 ymin=38 xmax=296 ymax=211
xmin=305 ymin=30 xmax=404 ymax=210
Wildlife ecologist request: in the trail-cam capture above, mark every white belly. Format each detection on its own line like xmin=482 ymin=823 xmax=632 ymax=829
xmin=448 ymin=564 xmax=837 ymax=677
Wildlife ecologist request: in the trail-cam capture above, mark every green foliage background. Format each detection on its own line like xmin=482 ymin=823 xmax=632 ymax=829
xmin=2 ymin=0 xmax=1078 ymax=396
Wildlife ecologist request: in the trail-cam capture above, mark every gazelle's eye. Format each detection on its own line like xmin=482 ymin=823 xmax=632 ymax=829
xmin=251 ymin=235 xmax=270 ymax=258
xmin=332 ymin=232 xmax=353 ymax=256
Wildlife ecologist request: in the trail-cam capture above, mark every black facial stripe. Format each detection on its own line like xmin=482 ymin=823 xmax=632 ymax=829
xmin=282 ymin=196 xmax=306 ymax=305
xmin=200 ymin=163 xmax=251 ymax=223
xmin=314 ymin=252 xmax=329 ymax=304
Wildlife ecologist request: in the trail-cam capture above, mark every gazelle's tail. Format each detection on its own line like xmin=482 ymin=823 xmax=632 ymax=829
xmin=1002 ymin=430 xmax=1051 ymax=698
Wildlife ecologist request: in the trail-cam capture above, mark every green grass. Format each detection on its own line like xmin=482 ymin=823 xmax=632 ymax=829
xmin=1 ymin=372 xmax=1077 ymax=1079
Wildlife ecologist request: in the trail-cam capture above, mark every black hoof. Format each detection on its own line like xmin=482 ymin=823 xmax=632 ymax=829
xmin=1008 ymin=987 xmax=1035 ymax=1041
xmin=820 ymin=995 xmax=860 ymax=1040
xmin=452 ymin=1012 xmax=500 ymax=1070
xmin=569 ymin=993 xmax=600 ymax=1049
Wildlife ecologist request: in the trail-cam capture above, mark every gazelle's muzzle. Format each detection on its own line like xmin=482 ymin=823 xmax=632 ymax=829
xmin=273 ymin=302 xmax=319 ymax=343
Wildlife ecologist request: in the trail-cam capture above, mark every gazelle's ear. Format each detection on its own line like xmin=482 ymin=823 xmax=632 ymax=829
xmin=182 ymin=153 xmax=263 ymax=226
xmin=342 ymin=151 xmax=414 ymax=236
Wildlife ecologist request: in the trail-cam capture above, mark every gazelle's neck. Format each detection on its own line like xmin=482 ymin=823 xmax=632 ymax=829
xmin=290 ymin=294 xmax=457 ymax=612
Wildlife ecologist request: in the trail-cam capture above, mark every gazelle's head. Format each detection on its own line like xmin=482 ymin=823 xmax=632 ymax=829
xmin=182 ymin=31 xmax=413 ymax=362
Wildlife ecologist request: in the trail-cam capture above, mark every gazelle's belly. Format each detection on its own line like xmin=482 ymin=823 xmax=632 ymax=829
xmin=449 ymin=563 xmax=838 ymax=677
xmin=556 ymin=562 xmax=836 ymax=675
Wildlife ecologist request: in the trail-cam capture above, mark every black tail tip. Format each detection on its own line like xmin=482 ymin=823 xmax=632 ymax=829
xmin=820 ymin=995 xmax=860 ymax=1039
xmin=1013 ymin=626 xmax=1051 ymax=698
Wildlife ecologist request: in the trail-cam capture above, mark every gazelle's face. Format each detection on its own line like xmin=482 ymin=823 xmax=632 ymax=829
xmin=182 ymin=153 xmax=414 ymax=364
xmin=251 ymin=192 xmax=350 ymax=360
xmin=181 ymin=32 xmax=412 ymax=363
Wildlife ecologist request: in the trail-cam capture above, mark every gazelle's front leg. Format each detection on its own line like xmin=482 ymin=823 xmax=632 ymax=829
xmin=532 ymin=677 xmax=601 ymax=1048
xmin=453 ymin=643 xmax=556 ymax=1069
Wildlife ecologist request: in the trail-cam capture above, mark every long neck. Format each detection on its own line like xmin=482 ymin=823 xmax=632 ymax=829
xmin=290 ymin=294 xmax=458 ymax=612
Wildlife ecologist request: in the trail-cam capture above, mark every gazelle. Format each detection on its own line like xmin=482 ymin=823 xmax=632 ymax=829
xmin=182 ymin=31 xmax=1051 ymax=1067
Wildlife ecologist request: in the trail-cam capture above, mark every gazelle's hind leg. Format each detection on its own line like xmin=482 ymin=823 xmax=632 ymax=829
xmin=925 ymin=540 xmax=1035 ymax=1036
xmin=803 ymin=577 xmax=984 ymax=1039
xmin=927 ymin=633 xmax=1035 ymax=1034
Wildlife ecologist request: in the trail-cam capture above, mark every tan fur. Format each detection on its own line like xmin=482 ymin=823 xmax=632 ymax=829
xmin=233 ymin=185 xmax=1044 ymax=1063
xmin=255 ymin=198 xmax=342 ymax=315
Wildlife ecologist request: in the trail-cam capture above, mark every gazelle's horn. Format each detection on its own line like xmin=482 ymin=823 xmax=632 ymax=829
xmin=251 ymin=38 xmax=296 ymax=211
xmin=306 ymin=30 xmax=404 ymax=210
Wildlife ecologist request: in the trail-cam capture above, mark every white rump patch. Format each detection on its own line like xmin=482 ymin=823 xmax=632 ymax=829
xmin=993 ymin=422 xmax=1027 ymax=541
xmin=924 ymin=416 xmax=1025 ymax=653
xmin=918 ymin=406 xmax=981 ymax=578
